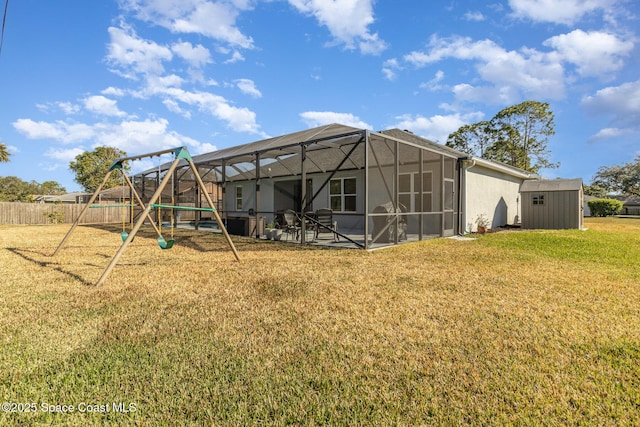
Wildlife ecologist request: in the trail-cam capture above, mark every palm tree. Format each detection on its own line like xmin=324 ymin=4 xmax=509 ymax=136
xmin=0 ymin=142 xmax=10 ymax=162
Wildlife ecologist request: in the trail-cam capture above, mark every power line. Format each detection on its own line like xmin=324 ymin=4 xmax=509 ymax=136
xmin=0 ymin=0 xmax=8 ymax=56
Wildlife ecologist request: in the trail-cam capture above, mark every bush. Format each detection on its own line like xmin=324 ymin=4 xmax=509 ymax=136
xmin=588 ymin=198 xmax=623 ymax=217
xmin=43 ymin=203 xmax=65 ymax=224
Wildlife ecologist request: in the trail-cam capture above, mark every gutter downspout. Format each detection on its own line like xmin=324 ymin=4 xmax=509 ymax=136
xmin=459 ymin=157 xmax=476 ymax=235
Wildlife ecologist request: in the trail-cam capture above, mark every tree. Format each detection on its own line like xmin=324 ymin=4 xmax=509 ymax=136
xmin=0 ymin=176 xmax=67 ymax=201
xmin=591 ymin=155 xmax=640 ymax=197
xmin=0 ymin=176 xmax=38 ymax=201
xmin=446 ymin=100 xmax=559 ymax=173
xmin=446 ymin=121 xmax=493 ymax=157
xmin=491 ymin=101 xmax=558 ymax=172
xmin=40 ymin=180 xmax=67 ymax=195
xmin=69 ymin=146 xmax=128 ymax=192
xmin=584 ymin=184 xmax=608 ymax=198
xmin=0 ymin=142 xmax=10 ymax=162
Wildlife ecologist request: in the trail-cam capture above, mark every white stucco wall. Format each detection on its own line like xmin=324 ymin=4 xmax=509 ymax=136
xmin=463 ymin=165 xmax=525 ymax=233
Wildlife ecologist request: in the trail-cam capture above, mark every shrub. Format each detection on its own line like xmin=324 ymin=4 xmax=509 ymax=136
xmin=588 ymin=198 xmax=623 ymax=217
xmin=43 ymin=203 xmax=65 ymax=224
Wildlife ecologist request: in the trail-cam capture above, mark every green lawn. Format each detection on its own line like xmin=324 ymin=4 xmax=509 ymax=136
xmin=0 ymin=218 xmax=638 ymax=425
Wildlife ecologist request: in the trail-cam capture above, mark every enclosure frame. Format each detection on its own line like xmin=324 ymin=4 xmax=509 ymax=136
xmin=135 ymin=125 xmax=463 ymax=250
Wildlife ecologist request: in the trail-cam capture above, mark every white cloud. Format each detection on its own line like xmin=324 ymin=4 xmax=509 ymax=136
xmin=171 ymin=41 xmax=212 ymax=67
xmin=464 ymin=11 xmax=485 ymax=21
xmin=163 ymin=98 xmax=192 ymax=118
xmin=299 ymin=111 xmax=372 ymax=129
xmin=390 ymin=112 xmax=484 ymax=144
xmin=587 ymin=127 xmax=631 ymax=142
xmin=113 ymin=65 xmax=261 ymax=134
xmin=14 ymin=116 xmax=211 ymax=157
xmin=224 ymin=51 xmax=245 ymax=64
xmin=582 ymin=80 xmax=640 ymax=139
xmin=44 ymin=147 xmax=86 ymax=162
xmin=121 ymin=0 xmax=254 ymax=49
xmin=582 ymin=80 xmax=640 ymax=120
xmin=83 ymin=96 xmax=127 ymax=117
xmin=14 ymin=115 xmax=222 ymax=162
xmin=582 ymin=80 xmax=640 ymax=141
xmin=57 ymin=102 xmax=81 ymax=115
xmin=13 ymin=119 xmax=95 ymax=143
xmin=508 ymin=0 xmax=617 ymax=25
xmin=155 ymin=87 xmax=262 ymax=133
xmin=136 ymin=74 xmax=185 ymax=98
xmin=190 ymin=141 xmax=217 ymax=155
xmin=100 ymin=118 xmax=193 ymax=152
xmin=404 ymin=35 xmax=566 ymax=103
xmin=382 ymin=58 xmax=400 ymax=81
xmin=101 ymin=87 xmax=126 ymax=97
xmin=106 ymin=25 xmax=173 ymax=78
xmin=419 ymin=70 xmax=446 ymax=92
xmin=544 ymin=29 xmax=633 ymax=77
xmin=288 ymin=0 xmax=387 ymax=55
xmin=36 ymin=102 xmax=81 ymax=115
xmin=235 ymin=78 xmax=262 ymax=98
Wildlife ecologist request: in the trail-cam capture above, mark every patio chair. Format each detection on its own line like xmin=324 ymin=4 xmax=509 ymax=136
xmin=282 ymin=209 xmax=301 ymax=241
xmin=312 ymin=208 xmax=339 ymax=242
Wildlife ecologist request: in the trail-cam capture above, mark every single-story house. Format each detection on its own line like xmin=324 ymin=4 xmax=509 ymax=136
xmin=35 ymin=192 xmax=90 ymax=204
xmin=133 ymin=123 xmax=540 ymax=248
xmin=612 ymin=196 xmax=640 ymax=216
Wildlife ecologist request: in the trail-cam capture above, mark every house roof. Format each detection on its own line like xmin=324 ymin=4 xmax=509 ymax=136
xmin=194 ymin=123 xmax=366 ymax=165
xmin=379 ymin=128 xmax=536 ymax=180
xmin=34 ymin=192 xmax=90 ymax=203
xmin=521 ymin=178 xmax=583 ymax=192
xmin=133 ymin=123 xmax=537 ymax=182
xmin=610 ymin=195 xmax=640 ymax=206
xmin=378 ymin=128 xmax=467 ymax=158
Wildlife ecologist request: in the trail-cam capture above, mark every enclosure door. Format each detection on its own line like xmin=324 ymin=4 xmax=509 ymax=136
xmin=442 ymin=158 xmax=457 ymax=237
xmin=443 ymin=179 xmax=455 ymax=236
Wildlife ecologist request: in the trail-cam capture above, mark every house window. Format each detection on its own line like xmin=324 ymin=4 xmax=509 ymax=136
xmin=398 ymin=172 xmax=433 ymax=212
xmin=235 ymin=186 xmax=243 ymax=211
xmin=330 ymin=177 xmax=356 ymax=212
xmin=533 ymin=194 xmax=545 ymax=205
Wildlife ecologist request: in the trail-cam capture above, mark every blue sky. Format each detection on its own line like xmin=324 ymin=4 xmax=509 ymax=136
xmin=1 ymin=0 xmax=639 ymax=192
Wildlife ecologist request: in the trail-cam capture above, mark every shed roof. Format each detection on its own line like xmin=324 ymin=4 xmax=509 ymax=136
xmin=520 ymin=178 xmax=583 ymax=192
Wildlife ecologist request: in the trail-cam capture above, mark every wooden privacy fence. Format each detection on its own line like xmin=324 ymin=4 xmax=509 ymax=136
xmin=0 ymin=202 xmax=127 ymax=225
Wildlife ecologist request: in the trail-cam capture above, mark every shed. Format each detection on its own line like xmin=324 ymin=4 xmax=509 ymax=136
xmin=520 ymin=179 xmax=584 ymax=230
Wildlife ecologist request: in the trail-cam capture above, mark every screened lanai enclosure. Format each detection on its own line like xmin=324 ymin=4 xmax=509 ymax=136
xmin=132 ymin=124 xmax=462 ymax=249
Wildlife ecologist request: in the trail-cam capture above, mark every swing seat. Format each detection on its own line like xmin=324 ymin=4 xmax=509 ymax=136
xmin=157 ymin=237 xmax=174 ymax=250
xmin=121 ymin=231 xmax=134 ymax=242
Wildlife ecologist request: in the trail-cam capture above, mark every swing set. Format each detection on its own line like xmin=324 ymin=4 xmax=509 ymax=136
xmin=52 ymin=146 xmax=240 ymax=286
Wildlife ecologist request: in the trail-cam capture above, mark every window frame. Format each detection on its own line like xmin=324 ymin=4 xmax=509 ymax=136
xmin=235 ymin=186 xmax=243 ymax=211
xmin=329 ymin=177 xmax=357 ymax=212
xmin=398 ymin=172 xmax=433 ymax=212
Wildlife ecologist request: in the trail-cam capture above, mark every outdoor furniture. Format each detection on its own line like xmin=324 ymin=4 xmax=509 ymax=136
xmin=282 ymin=209 xmax=301 ymax=241
xmin=310 ymin=208 xmax=339 ymax=242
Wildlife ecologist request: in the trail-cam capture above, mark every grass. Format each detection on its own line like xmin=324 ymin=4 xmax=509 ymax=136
xmin=0 ymin=218 xmax=639 ymax=425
